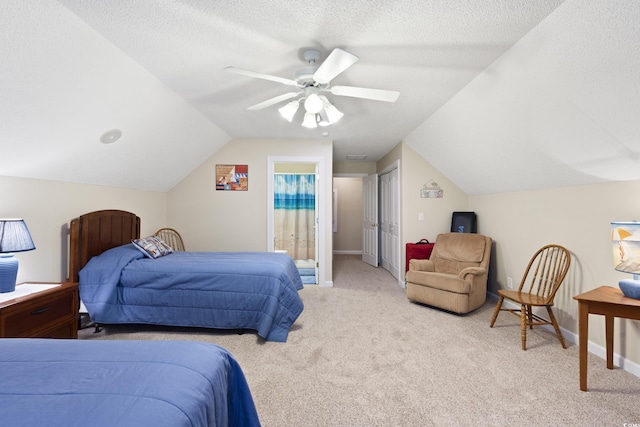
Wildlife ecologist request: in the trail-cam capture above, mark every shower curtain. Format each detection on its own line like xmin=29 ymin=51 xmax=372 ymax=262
xmin=274 ymin=173 xmax=316 ymax=261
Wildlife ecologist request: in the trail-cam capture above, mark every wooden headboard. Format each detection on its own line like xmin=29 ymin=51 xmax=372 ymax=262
xmin=68 ymin=210 xmax=140 ymax=282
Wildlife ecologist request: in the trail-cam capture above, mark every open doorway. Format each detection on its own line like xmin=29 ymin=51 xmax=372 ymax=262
xmin=267 ymin=157 xmax=322 ymax=285
xmin=273 ymin=169 xmax=317 ymax=284
xmin=335 ymin=162 xmax=401 ymax=285
xmin=361 ymin=168 xmax=400 ymax=280
xmin=333 ymin=176 xmax=365 ymax=256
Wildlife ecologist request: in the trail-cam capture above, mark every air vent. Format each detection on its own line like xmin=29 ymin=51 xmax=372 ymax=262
xmin=346 ymin=154 xmax=368 ymax=160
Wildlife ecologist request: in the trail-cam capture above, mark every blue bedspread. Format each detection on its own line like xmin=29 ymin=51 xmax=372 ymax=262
xmin=0 ymin=339 xmax=260 ymax=427
xmin=79 ymin=244 xmax=304 ymax=342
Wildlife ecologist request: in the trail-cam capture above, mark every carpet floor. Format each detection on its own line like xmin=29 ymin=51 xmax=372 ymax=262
xmin=79 ymin=255 xmax=640 ymax=426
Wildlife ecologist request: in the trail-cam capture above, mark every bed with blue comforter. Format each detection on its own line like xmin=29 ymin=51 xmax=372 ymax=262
xmin=79 ymin=244 xmax=304 ymax=342
xmin=0 ymin=339 xmax=260 ymax=427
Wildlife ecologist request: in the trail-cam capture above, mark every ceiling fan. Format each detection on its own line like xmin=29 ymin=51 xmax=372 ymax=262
xmin=225 ymin=48 xmax=400 ymax=128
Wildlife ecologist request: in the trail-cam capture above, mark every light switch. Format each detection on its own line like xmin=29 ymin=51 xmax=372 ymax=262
xmin=418 ymin=212 xmax=424 ymax=221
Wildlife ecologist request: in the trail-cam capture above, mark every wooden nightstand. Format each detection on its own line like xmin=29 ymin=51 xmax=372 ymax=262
xmin=0 ymin=282 xmax=78 ymax=339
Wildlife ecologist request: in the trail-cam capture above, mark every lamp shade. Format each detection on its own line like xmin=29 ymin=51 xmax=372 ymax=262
xmin=317 ymin=112 xmax=330 ymax=127
xmin=324 ymin=103 xmax=344 ymax=124
xmin=0 ymin=219 xmax=35 ymax=293
xmin=611 ymin=221 xmax=640 ymax=299
xmin=301 ymin=112 xmax=318 ymax=128
xmin=318 ymin=95 xmax=343 ymax=124
xmin=611 ymin=222 xmax=640 ymax=274
xmin=0 ymin=219 xmax=35 ymax=253
xmin=278 ymin=100 xmax=299 ymax=122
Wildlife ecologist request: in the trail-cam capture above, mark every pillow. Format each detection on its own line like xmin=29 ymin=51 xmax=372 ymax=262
xmin=132 ymin=236 xmax=173 ymax=259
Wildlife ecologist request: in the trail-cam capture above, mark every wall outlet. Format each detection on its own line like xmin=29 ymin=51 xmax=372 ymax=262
xmin=507 ymin=277 xmax=513 ymax=289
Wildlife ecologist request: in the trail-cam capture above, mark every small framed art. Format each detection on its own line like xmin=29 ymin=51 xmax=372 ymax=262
xmin=216 ymin=164 xmax=248 ymax=191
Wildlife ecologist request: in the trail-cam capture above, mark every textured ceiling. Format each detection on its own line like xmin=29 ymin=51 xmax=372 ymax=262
xmin=0 ymin=0 xmax=588 ymax=192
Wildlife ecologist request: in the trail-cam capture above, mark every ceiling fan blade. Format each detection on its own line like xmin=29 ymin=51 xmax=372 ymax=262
xmin=329 ymin=85 xmax=400 ymax=103
xmin=313 ymin=48 xmax=359 ymax=84
xmin=247 ymin=91 xmax=302 ymax=111
xmin=225 ymin=66 xmax=300 ymax=87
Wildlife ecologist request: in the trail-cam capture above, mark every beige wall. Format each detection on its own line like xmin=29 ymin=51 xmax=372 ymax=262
xmin=470 ymin=179 xmax=640 ymax=370
xmin=390 ymin=143 xmax=640 ymax=371
xmin=166 ymin=138 xmax=334 ymax=284
xmin=398 ymin=143 xmax=469 ymax=242
xmin=333 ymin=161 xmax=377 ymax=175
xmin=333 ymin=177 xmax=363 ymax=253
xmin=275 ymin=163 xmax=316 ymax=173
xmin=5 ymin=139 xmax=639 ymax=375
xmin=0 ymin=175 xmax=166 ymax=283
xmin=397 ymin=0 xmax=640 ymax=375
xmin=378 ymin=142 xmax=468 ymax=279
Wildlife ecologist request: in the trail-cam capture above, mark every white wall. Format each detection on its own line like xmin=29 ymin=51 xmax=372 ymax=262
xmin=166 ymin=138 xmax=334 ymax=284
xmin=0 ymin=175 xmax=166 ymax=283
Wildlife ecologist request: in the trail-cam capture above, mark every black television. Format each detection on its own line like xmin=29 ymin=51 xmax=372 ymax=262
xmin=451 ymin=211 xmax=477 ymax=233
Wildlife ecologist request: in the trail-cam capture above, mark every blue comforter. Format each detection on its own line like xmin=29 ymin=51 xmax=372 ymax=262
xmin=79 ymin=244 xmax=304 ymax=342
xmin=0 ymin=339 xmax=260 ymax=427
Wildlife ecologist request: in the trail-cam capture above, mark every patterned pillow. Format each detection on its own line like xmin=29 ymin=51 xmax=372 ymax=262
xmin=132 ymin=236 xmax=174 ymax=259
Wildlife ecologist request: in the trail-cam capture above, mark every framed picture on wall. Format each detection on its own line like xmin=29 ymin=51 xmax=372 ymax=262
xmin=216 ymin=164 xmax=248 ymax=191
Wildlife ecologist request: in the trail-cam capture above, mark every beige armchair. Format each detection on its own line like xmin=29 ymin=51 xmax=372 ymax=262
xmin=406 ymin=233 xmax=492 ymax=314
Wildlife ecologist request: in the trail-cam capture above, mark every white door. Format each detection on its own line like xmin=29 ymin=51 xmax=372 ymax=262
xmin=380 ymin=168 xmax=400 ymax=279
xmin=380 ymin=171 xmax=391 ymax=273
xmin=362 ymin=173 xmax=378 ymax=267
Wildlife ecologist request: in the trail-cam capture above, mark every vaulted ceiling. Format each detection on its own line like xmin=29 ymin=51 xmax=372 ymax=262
xmin=2 ymin=1 xmax=638 ymax=195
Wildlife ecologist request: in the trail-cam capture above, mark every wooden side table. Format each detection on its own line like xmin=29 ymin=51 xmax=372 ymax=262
xmin=0 ymin=282 xmax=78 ymax=339
xmin=573 ymin=286 xmax=640 ymax=391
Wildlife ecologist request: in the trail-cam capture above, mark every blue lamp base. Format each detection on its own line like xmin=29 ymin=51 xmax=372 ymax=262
xmin=619 ymin=278 xmax=640 ymax=300
xmin=0 ymin=253 xmax=18 ymax=293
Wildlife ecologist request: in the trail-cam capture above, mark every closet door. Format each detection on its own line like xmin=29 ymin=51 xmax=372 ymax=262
xmin=362 ymin=173 xmax=378 ymax=267
xmin=380 ymin=168 xmax=400 ymax=279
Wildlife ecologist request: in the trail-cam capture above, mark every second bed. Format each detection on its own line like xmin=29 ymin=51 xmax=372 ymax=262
xmin=71 ymin=210 xmax=304 ymax=342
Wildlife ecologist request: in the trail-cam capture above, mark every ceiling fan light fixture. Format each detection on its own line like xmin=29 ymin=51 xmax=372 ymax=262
xmin=317 ymin=112 xmax=330 ymax=127
xmin=227 ymin=47 xmax=399 ymax=131
xmin=304 ymin=93 xmax=323 ymax=114
xmin=278 ymin=100 xmax=299 ymax=122
xmin=302 ymin=112 xmax=318 ymax=128
xmin=324 ymin=103 xmax=343 ymax=124
xmin=318 ymin=95 xmax=343 ymax=124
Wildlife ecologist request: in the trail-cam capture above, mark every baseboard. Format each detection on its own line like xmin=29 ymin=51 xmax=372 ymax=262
xmin=333 ymin=250 xmax=362 ymax=255
xmin=487 ymin=291 xmax=640 ymax=379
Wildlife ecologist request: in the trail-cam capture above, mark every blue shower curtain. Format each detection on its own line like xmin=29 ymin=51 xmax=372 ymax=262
xmin=274 ymin=174 xmax=315 ymax=260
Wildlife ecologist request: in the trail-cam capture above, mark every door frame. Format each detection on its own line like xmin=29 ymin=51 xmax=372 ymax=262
xmin=267 ymin=156 xmax=327 ymax=287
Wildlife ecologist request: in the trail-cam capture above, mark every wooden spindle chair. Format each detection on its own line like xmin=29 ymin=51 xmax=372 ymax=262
xmin=490 ymin=244 xmax=571 ymax=350
xmin=154 ymin=228 xmax=186 ymax=252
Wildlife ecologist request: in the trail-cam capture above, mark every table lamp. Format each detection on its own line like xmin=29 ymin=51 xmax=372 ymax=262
xmin=0 ymin=219 xmax=36 ymax=293
xmin=611 ymin=221 xmax=640 ymax=299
